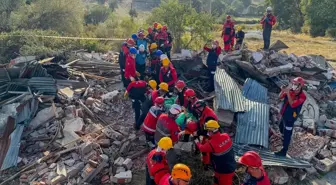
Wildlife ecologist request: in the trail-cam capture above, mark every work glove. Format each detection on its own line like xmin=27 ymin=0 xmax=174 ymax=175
xmin=124 ymin=91 xmax=128 ymax=99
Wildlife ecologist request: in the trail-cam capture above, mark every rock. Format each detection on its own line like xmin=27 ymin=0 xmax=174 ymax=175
xmin=331 ymin=148 xmax=336 ymax=155
xmin=116 ymin=167 xmax=126 ymax=174
xmin=120 ymin=141 xmax=131 ymax=156
xmin=71 ymin=152 xmax=80 ymax=161
xmin=102 ymin=126 xmax=123 ymax=140
xmin=49 ymin=163 xmax=57 ymax=169
xmin=319 ymin=114 xmax=328 ymax=123
xmin=37 ymin=128 xmax=47 ymax=135
xmin=30 ymin=131 xmax=40 ymax=138
xmin=111 ymin=170 xmax=132 ymax=184
xmin=80 ymin=141 xmax=94 ymax=155
xmin=122 ymin=158 xmax=133 ymax=170
xmin=304 ymin=166 xmax=317 ymax=175
xmin=330 ymin=140 xmax=336 ymax=148
xmin=64 ymin=159 xmax=76 ymax=167
xmin=38 ymin=142 xmax=46 ymax=148
xmin=51 ymin=175 xmax=66 ymax=185
xmin=114 ymin=157 xmax=125 ymax=166
xmin=67 ymin=162 xmax=85 ymax=178
xmin=85 ymin=97 xmax=96 ymax=106
xmin=318 ymin=149 xmax=332 ymax=159
xmin=57 ymin=117 xmax=84 ymax=147
xmin=113 ymin=141 xmax=121 ymax=146
xmin=317 ymin=129 xmax=336 ymax=138
xmin=315 ymin=158 xmax=336 ymax=173
xmin=97 ymin=139 xmax=111 ymax=147
xmin=38 ymin=167 xmax=49 ymax=177
xmin=139 ymin=135 xmax=146 ymax=142
xmin=174 ymin=142 xmax=194 ymax=154
xmin=101 ymin=90 xmax=119 ymax=103
xmin=128 ymin=134 xmax=137 ymax=141
xmin=29 ymin=107 xmax=64 ymax=130
xmin=57 ymin=162 xmax=67 ymax=177
xmin=83 ymin=150 xmax=98 ymax=161
xmin=47 ymin=172 xmax=58 ymax=184
xmin=325 ymin=119 xmax=336 ymax=130
xmin=268 ymin=167 xmax=289 ymax=184
xmin=37 ymin=163 xmax=48 ymax=171
xmin=302 ymin=118 xmax=316 ymax=131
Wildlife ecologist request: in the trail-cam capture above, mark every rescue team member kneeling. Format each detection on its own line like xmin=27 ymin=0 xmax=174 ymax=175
xmin=194 ymin=120 xmax=236 ymax=185
xmin=238 ymin=151 xmax=271 ymax=185
xmin=142 ymin=97 xmax=166 ymax=148
xmin=159 ymin=164 xmax=191 ymax=185
xmin=155 ymin=104 xmax=182 ymax=144
xmin=146 ymin=137 xmax=177 ymax=185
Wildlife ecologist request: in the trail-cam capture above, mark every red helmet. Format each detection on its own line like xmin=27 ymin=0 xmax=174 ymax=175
xmin=155 ymin=97 xmax=165 ymax=105
xmin=175 ymin=80 xmax=186 ymax=89
xmin=162 ymin=25 xmax=168 ymax=31
xmin=126 ymin=38 xmax=135 ymax=46
xmin=148 ymin=27 xmax=153 ymax=33
xmin=292 ymin=77 xmax=305 ymax=86
xmin=185 ymin=121 xmax=198 ymax=133
xmin=154 ymin=22 xmax=158 ymax=28
xmin=184 ymin=89 xmax=195 ymax=97
xmin=238 ymin=151 xmax=262 ymax=168
xmin=138 ymin=32 xmax=145 ymax=38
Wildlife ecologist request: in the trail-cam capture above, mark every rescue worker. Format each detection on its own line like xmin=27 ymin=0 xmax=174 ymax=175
xmin=179 ymin=120 xmax=199 ymax=142
xmin=183 ymin=89 xmax=198 ymax=113
xmin=275 ymin=77 xmax=306 ymax=156
xmin=136 ymin=44 xmax=148 ymax=80
xmin=146 ymin=137 xmax=177 ymax=185
xmin=132 ymin=33 xmax=138 ymax=46
xmin=143 ymin=97 xmax=166 ymax=148
xmin=203 ymin=40 xmax=221 ymax=92
xmin=149 ymin=43 xmax=161 ymax=83
xmin=146 ymin=27 xmax=156 ymax=45
xmin=260 ymin=7 xmax=276 ymax=50
xmin=158 ymin=164 xmax=191 ymax=185
xmin=222 ymin=15 xmax=235 ymax=52
xmin=194 ymin=120 xmax=236 ymax=185
xmin=147 ymin=80 xmax=158 ymax=98
xmin=159 ymin=58 xmax=178 ymax=92
xmin=162 ymin=25 xmax=173 ymax=60
xmin=119 ymin=38 xmax=135 ymax=88
xmin=154 ymin=104 xmax=182 ymax=144
xmin=124 ymin=79 xmax=148 ymax=129
xmin=156 ymin=24 xmax=168 ymax=53
xmin=174 ymin=80 xmax=188 ymax=107
xmin=238 ymin=151 xmax=271 ymax=185
xmin=235 ymin=26 xmax=245 ymax=50
xmin=124 ymin=47 xmax=139 ymax=87
xmin=192 ymin=100 xmax=218 ymax=168
xmin=137 ymin=32 xmax=148 ymax=51
xmin=153 ymin=22 xmax=160 ymax=33
xmin=137 ymin=82 xmax=170 ymax=129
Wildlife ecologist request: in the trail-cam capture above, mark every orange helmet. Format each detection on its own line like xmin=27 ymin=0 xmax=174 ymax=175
xmin=171 ymin=164 xmax=192 ymax=180
xmin=238 ymin=151 xmax=262 ymax=168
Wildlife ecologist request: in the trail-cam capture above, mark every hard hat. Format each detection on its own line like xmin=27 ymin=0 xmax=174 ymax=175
xmin=162 ymin=58 xmax=170 ymax=67
xmin=148 ymin=27 xmax=153 ymax=33
xmin=131 ymin=33 xmax=137 ymax=40
xmin=139 ymin=44 xmax=145 ymax=52
xmin=155 ymin=97 xmax=165 ymax=105
xmin=185 ymin=120 xmax=198 ymax=133
xmin=169 ymin=104 xmax=182 ymax=115
xmin=175 ymin=80 xmax=186 ymax=89
xmin=266 ymin=7 xmax=272 ymax=12
xmin=150 ymin=43 xmax=158 ymax=50
xmin=154 ymin=22 xmax=158 ymax=28
xmin=292 ymin=77 xmax=305 ymax=86
xmin=138 ymin=32 xmax=145 ymax=38
xmin=129 ymin=47 xmax=137 ymax=54
xmin=159 ymin=82 xmax=169 ymax=92
xmin=192 ymin=100 xmax=206 ymax=109
xmin=162 ymin=25 xmax=168 ymax=31
xmin=126 ymin=38 xmax=135 ymax=46
xmin=148 ymin=80 xmax=157 ymax=90
xmin=184 ymin=89 xmax=195 ymax=97
xmin=160 ymin=54 xmax=168 ymax=61
xmin=237 ymin=26 xmax=242 ymax=31
xmin=155 ymin=50 xmax=163 ymax=56
xmin=171 ymin=164 xmax=192 ymax=180
xmin=157 ymin=24 xmax=162 ymax=29
xmin=238 ymin=151 xmax=262 ymax=168
xmin=157 ymin=137 xmax=173 ymax=150
xmin=226 ymin=15 xmax=231 ymax=19
xmin=204 ymin=120 xmax=220 ymax=130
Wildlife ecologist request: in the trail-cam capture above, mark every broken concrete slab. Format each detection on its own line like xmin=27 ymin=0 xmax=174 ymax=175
xmin=317 ymin=149 xmax=332 ymax=159
xmin=111 ymin=170 xmax=132 ymax=184
xmin=325 ymin=119 xmax=336 ymax=130
xmin=51 ymin=175 xmax=66 ymax=185
xmin=116 ymin=166 xmax=126 ymax=174
xmin=120 ymin=141 xmax=131 ymax=156
xmin=314 ymin=158 xmax=336 ymax=173
xmin=57 ymin=117 xmax=84 ymax=147
xmin=64 ymin=159 xmax=76 ymax=167
xmin=56 ymin=162 xmax=67 ymax=177
xmin=267 ymin=167 xmax=289 ymax=184
xmin=82 ymin=154 xmax=109 ymax=183
xmin=67 ymin=162 xmax=85 ymax=178
xmin=114 ymin=157 xmax=125 ymax=166
xmin=264 ymin=63 xmax=293 ymax=77
xmin=29 ymin=106 xmax=64 ymax=130
xmin=122 ymin=158 xmax=133 ymax=170
xmin=97 ymin=139 xmax=111 ymax=147
xmin=80 ymin=141 xmax=94 ymax=156
xmin=317 ymin=129 xmax=336 ymax=138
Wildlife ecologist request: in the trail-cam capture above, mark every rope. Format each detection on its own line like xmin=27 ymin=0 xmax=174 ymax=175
xmin=0 ymin=34 xmax=126 ymax=41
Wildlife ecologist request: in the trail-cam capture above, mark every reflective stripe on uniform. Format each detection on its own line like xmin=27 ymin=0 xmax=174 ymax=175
xmin=144 ymin=124 xmax=156 ymax=133
xmin=212 ymin=145 xmax=233 ymax=157
xmin=285 ymin=126 xmax=293 ymax=131
xmin=211 ymin=71 xmax=215 ymax=74
xmin=156 ymin=125 xmax=170 ymax=137
xmin=149 ymin=109 xmax=157 ymax=118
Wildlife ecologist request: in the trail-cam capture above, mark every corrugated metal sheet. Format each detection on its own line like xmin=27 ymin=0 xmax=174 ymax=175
xmin=214 ymin=68 xmax=246 ymax=112
xmin=233 ymin=143 xmax=311 ymax=168
xmin=0 ymin=117 xmax=15 ymax=169
xmin=242 ymin=78 xmax=268 ymax=103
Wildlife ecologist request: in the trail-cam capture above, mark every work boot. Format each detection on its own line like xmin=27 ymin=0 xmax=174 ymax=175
xmin=133 ymin=123 xmax=140 ymax=131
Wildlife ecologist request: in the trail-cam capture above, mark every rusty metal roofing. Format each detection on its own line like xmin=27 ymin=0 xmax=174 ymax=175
xmin=0 ymin=117 xmax=15 ymax=169
xmin=233 ymin=143 xmax=311 ymax=168
xmin=242 ymin=78 xmax=268 ymax=103
xmin=214 ymin=68 xmax=246 ymax=112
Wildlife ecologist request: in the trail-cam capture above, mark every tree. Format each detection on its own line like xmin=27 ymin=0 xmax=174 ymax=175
xmin=85 ymin=4 xmax=111 ymax=25
xmin=241 ymin=0 xmax=252 ymax=7
xmin=231 ymin=0 xmax=245 ymax=15
xmin=148 ymin=0 xmax=214 ymax=51
xmin=10 ymin=0 xmax=85 ymax=35
xmin=0 ymin=0 xmax=25 ymax=31
xmin=108 ymin=0 xmax=118 ymax=11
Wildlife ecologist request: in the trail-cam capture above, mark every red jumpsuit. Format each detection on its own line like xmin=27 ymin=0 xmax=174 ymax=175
xmin=124 ymin=55 xmax=136 ymax=80
xmin=242 ymin=168 xmax=271 ymax=185
xmin=154 ymin=114 xmax=180 ymax=143
xmin=222 ymin=21 xmax=235 ymax=51
xmin=199 ymin=106 xmax=218 ymax=165
xmin=146 ymin=149 xmax=170 ymax=185
xmin=196 ymin=132 xmax=236 ymax=185
xmin=143 ymin=105 xmax=164 ymax=135
xmin=159 ymin=65 xmax=178 ymax=89
xmin=158 ymin=174 xmax=171 ymax=185
xmin=151 ymin=90 xmax=159 ymax=105
xmin=155 ymin=31 xmax=168 ymax=51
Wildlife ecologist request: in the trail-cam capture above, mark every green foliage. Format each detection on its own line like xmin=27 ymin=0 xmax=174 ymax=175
xmin=85 ymin=4 xmax=111 ymax=25
xmin=231 ymin=0 xmax=245 ymax=15
xmin=149 ymin=0 xmax=214 ymax=51
xmin=129 ymin=9 xmax=138 ymax=19
xmin=10 ymin=0 xmax=85 ymax=35
xmin=241 ymin=0 xmax=252 ymax=7
xmin=0 ymin=0 xmax=25 ymax=31
xmin=108 ymin=0 xmax=119 ymax=11
xmin=326 ymin=28 xmax=336 ymax=38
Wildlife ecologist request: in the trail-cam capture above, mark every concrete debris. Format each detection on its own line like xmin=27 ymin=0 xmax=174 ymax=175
xmin=122 ymin=158 xmax=133 ymax=170
xmin=268 ymin=167 xmax=289 ymax=184
xmin=111 ymin=170 xmax=132 ymax=184
xmin=313 ymin=157 xmax=336 ymax=173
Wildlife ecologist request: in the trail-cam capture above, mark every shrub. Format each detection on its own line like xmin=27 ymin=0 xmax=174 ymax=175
xmin=326 ymin=28 xmax=336 ymax=38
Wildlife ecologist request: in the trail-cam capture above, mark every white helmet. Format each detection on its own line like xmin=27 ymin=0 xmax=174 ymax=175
xmin=139 ymin=44 xmax=145 ymax=52
xmin=160 ymin=54 xmax=168 ymax=61
xmin=266 ymin=7 xmax=272 ymax=12
xmin=169 ymin=104 xmax=182 ymax=115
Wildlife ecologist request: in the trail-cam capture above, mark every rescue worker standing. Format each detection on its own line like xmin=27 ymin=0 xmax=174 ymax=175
xmin=159 ymin=164 xmax=191 ymax=185
xmin=146 ymin=27 xmax=156 ymax=45
xmin=136 ymin=44 xmax=148 ymax=80
xmin=238 ymin=151 xmax=271 ymax=185
xmin=149 ymin=44 xmax=161 ymax=83
xmin=156 ymin=24 xmax=168 ymax=52
xmin=146 ymin=137 xmax=177 ymax=185
xmin=260 ymin=7 xmax=276 ymax=50
xmin=222 ymin=15 xmax=235 ymax=52
xmin=235 ymin=26 xmax=245 ymax=50
xmin=119 ymin=38 xmax=135 ymax=88
xmin=194 ymin=120 xmax=236 ymax=185
xmin=159 ymin=58 xmax=178 ymax=92
xmin=275 ymin=77 xmax=306 ymax=156
xmin=143 ymin=97 xmax=166 ymax=148
xmin=162 ymin=25 xmax=173 ymax=60
xmin=137 ymin=32 xmax=148 ymax=51
xmin=124 ymin=47 xmax=139 ymax=86
xmin=203 ymin=40 xmax=221 ymax=92
xmin=174 ymin=80 xmax=188 ymax=107
xmin=124 ymin=79 xmax=148 ymax=129
xmin=155 ymin=104 xmax=182 ymax=144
